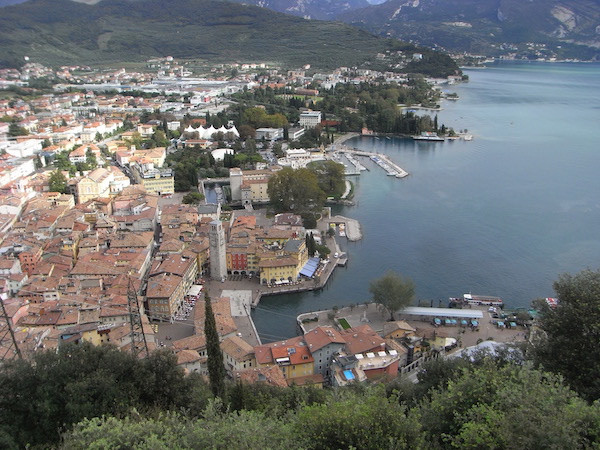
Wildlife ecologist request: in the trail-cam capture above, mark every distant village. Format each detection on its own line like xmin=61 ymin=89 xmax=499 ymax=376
xmin=0 ymin=56 xmax=508 ymax=389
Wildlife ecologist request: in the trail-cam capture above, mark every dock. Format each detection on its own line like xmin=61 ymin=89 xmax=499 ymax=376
xmin=329 ymin=215 xmax=362 ymax=241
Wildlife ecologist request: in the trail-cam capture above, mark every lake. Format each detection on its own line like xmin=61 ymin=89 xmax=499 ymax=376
xmin=252 ymin=61 xmax=600 ymax=342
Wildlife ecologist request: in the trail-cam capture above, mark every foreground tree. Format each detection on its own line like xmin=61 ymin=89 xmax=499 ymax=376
xmin=369 ymin=270 xmax=415 ymax=320
xmin=416 ymin=362 xmax=600 ymax=448
xmin=0 ymin=343 xmax=190 ymax=448
xmin=205 ymin=294 xmax=226 ymax=399
xmin=533 ymin=269 xmax=600 ymax=401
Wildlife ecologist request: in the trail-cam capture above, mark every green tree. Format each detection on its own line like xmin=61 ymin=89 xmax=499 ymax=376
xmin=8 ymin=123 xmax=28 ymax=136
xmin=48 ymin=170 xmax=67 ymax=194
xmin=369 ymin=270 xmax=415 ymax=320
xmin=85 ymin=148 xmax=97 ymax=169
xmin=314 ymin=244 xmax=330 ymax=259
xmin=272 ymin=141 xmax=284 ymax=158
xmin=533 ymin=269 xmax=600 ymax=401
xmin=267 ymin=167 xmax=325 ymax=214
xmin=305 ymin=232 xmax=316 ymax=257
xmin=308 ymin=160 xmax=345 ymax=198
xmin=205 ymin=294 xmax=226 ymax=399
xmin=182 ymin=192 xmax=205 ymax=205
xmin=152 ymin=129 xmax=169 ymax=147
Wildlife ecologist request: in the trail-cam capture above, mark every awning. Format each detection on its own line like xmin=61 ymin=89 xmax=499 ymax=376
xmin=299 ymin=257 xmax=320 ymax=278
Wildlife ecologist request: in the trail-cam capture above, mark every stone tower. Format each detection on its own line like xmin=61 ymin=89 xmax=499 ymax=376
xmin=209 ymin=219 xmax=227 ymax=281
xmin=229 ymin=168 xmax=242 ymax=202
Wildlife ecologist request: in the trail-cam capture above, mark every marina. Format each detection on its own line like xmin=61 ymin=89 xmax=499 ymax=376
xmin=336 ymin=146 xmax=409 ymax=178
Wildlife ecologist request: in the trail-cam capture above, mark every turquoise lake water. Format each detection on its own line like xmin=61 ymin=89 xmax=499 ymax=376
xmin=253 ymin=61 xmax=600 ymax=342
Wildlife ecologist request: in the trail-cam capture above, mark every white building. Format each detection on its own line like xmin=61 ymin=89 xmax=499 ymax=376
xmin=278 ymin=149 xmax=325 ymax=169
xmin=255 ymin=128 xmax=283 ymax=141
xmin=299 ymin=111 xmax=322 ymax=128
xmin=2 ymin=139 xmax=42 ymax=158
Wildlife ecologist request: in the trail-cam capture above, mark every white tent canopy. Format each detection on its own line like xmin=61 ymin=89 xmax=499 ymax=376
xmin=399 ymin=307 xmax=483 ymax=319
xmin=183 ymin=125 xmax=240 ymax=140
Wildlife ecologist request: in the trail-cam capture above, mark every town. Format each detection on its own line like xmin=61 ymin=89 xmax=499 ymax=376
xmin=0 ymin=55 xmax=521 ymax=392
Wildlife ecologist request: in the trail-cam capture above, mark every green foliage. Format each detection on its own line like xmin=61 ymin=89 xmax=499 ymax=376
xmin=267 ymin=167 xmax=325 ymax=214
xmin=305 ymin=232 xmax=316 ymax=257
xmin=369 ymin=270 xmax=416 ymax=320
xmin=295 ymin=387 xmax=423 ymax=449
xmin=300 ymin=212 xmax=318 ymax=229
xmin=48 ymin=169 xmax=67 ymax=193
xmin=307 ymin=160 xmax=346 ymax=198
xmin=416 ymin=361 xmax=600 ymax=449
xmin=205 ymin=295 xmax=226 ymax=400
xmin=0 ymin=343 xmax=195 ymax=448
xmin=0 ymin=343 xmax=597 ymax=449
xmin=7 ymin=123 xmax=27 ymax=136
xmin=63 ymin=407 xmax=298 ymax=450
xmin=404 ymin=52 xmax=461 ymax=78
xmin=315 ymin=244 xmax=331 ymax=259
xmin=0 ymin=0 xmax=392 ymax=70
xmin=533 ymin=269 xmax=600 ymax=401
xmin=165 ymin=146 xmax=214 ymax=191
xmin=85 ymin=148 xmax=98 ymax=169
xmin=242 ymin=107 xmax=287 ymax=129
xmin=182 ymin=192 xmax=204 ymax=205
xmin=318 ymin=82 xmax=443 ymax=134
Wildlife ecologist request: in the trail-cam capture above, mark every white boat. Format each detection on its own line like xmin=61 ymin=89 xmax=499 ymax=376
xmin=463 ymin=134 xmax=473 ymax=141
xmin=413 ymin=132 xmax=444 ymax=141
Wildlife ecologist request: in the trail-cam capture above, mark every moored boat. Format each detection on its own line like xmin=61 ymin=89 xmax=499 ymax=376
xmin=463 ymin=293 xmax=503 ymax=306
xmin=413 ymin=131 xmax=444 ymax=141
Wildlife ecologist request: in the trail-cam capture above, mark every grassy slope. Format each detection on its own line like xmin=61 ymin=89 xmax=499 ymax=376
xmin=0 ymin=0 xmax=389 ymax=69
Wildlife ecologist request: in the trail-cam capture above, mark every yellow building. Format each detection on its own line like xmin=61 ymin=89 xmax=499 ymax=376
xmin=132 ymin=163 xmax=174 ymax=195
xmin=258 ymin=239 xmax=308 ymax=285
xmin=60 ymin=323 xmax=103 ymax=347
xmin=77 ymin=168 xmax=113 ymax=204
xmin=259 ymin=257 xmax=298 ymax=284
xmin=221 ymin=336 xmax=256 ymax=374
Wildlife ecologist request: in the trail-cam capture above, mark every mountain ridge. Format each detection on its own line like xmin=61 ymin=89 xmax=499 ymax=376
xmin=338 ymin=0 xmax=600 ymax=59
xmin=228 ymin=0 xmax=371 ymax=20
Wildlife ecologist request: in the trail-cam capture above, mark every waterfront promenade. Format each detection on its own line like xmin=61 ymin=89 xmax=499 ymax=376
xmin=298 ymin=303 xmax=526 ymax=350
